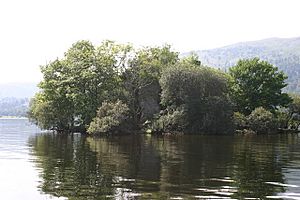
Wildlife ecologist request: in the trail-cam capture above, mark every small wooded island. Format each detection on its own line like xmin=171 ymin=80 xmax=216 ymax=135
xmin=28 ymin=40 xmax=300 ymax=135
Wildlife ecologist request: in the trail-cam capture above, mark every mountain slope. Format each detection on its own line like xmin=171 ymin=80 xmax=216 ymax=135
xmin=0 ymin=82 xmax=38 ymax=98
xmin=0 ymin=82 xmax=38 ymax=117
xmin=190 ymin=37 xmax=300 ymax=93
xmin=0 ymin=97 xmax=30 ymax=117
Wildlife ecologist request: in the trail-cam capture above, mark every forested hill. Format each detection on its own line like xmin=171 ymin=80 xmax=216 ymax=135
xmin=0 ymin=97 xmax=30 ymax=117
xmin=188 ymin=37 xmax=300 ymax=93
xmin=0 ymin=82 xmax=38 ymax=98
xmin=0 ymin=82 xmax=38 ymax=117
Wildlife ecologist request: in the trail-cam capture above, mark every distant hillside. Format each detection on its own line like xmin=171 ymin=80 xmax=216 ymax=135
xmin=0 ymin=82 xmax=38 ymax=98
xmin=0 ymin=82 xmax=38 ymax=117
xmin=0 ymin=97 xmax=30 ymax=117
xmin=188 ymin=37 xmax=300 ymax=93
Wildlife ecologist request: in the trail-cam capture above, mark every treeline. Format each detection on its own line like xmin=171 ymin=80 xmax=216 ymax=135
xmin=194 ymin=37 xmax=300 ymax=93
xmin=28 ymin=40 xmax=300 ymax=134
xmin=0 ymin=97 xmax=29 ymax=117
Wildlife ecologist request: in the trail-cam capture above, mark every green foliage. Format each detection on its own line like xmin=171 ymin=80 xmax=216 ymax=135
xmin=180 ymin=53 xmax=201 ymax=66
xmin=152 ymin=105 xmax=187 ymax=133
xmin=60 ymin=40 xmax=130 ymax=126
xmin=123 ymin=45 xmax=179 ymax=123
xmin=29 ymin=40 xmax=132 ymax=132
xmin=233 ymin=112 xmax=247 ymax=130
xmin=29 ymin=39 xmax=295 ymax=135
xmin=247 ymin=107 xmax=277 ymax=134
xmin=28 ymin=92 xmax=74 ymax=130
xmin=285 ymin=94 xmax=300 ymax=130
xmin=192 ymin=37 xmax=300 ymax=93
xmin=274 ymin=108 xmax=290 ymax=129
xmin=196 ymin=96 xmax=234 ymax=134
xmin=288 ymin=94 xmax=300 ymax=115
xmin=158 ymin=63 xmax=233 ymax=134
xmin=160 ymin=63 xmax=229 ymax=107
xmin=229 ymin=58 xmax=291 ymax=114
xmin=87 ymin=100 xmax=131 ymax=134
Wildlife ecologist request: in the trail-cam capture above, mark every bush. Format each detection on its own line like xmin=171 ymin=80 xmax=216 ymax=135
xmin=229 ymin=58 xmax=291 ymax=114
xmin=233 ymin=112 xmax=247 ymax=130
xmin=193 ymin=96 xmax=234 ymax=134
xmin=152 ymin=105 xmax=188 ymax=133
xmin=247 ymin=107 xmax=277 ymax=134
xmin=157 ymin=63 xmax=234 ymax=134
xmin=87 ymin=100 xmax=132 ymax=134
xmin=287 ymin=94 xmax=300 ymax=130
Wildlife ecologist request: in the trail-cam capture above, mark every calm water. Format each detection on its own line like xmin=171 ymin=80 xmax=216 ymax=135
xmin=1 ymin=119 xmax=300 ymax=199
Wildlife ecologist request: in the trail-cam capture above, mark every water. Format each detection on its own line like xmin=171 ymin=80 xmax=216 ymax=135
xmin=1 ymin=119 xmax=300 ymax=199
xmin=0 ymin=118 xmax=52 ymax=200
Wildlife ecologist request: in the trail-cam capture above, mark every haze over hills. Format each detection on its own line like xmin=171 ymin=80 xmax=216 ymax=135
xmin=2 ymin=37 xmax=300 ymax=116
xmin=188 ymin=37 xmax=300 ymax=93
xmin=0 ymin=82 xmax=38 ymax=117
xmin=0 ymin=82 xmax=38 ymax=98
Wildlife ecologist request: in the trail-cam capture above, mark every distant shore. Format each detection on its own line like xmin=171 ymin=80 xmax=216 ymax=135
xmin=0 ymin=116 xmax=28 ymax=119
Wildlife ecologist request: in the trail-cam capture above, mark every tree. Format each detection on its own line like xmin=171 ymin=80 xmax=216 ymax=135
xmin=28 ymin=40 xmax=132 ymax=132
xmin=160 ymin=63 xmax=229 ymax=107
xmin=229 ymin=58 xmax=291 ymax=114
xmin=277 ymin=94 xmax=300 ymax=130
xmin=28 ymin=92 xmax=74 ymax=131
xmin=248 ymin=107 xmax=277 ymax=134
xmin=123 ymin=45 xmax=179 ymax=125
xmin=180 ymin=52 xmax=201 ymax=66
xmin=288 ymin=94 xmax=300 ymax=115
xmin=87 ymin=100 xmax=132 ymax=134
xmin=157 ymin=62 xmax=233 ymax=134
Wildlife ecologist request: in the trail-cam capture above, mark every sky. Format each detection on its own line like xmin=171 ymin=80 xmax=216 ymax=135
xmin=1 ymin=0 xmax=300 ymax=83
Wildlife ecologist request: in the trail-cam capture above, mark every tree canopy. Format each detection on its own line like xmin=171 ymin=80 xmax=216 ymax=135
xmin=157 ymin=61 xmax=233 ymax=134
xmin=29 ymin=41 xmax=179 ymax=133
xmin=229 ymin=58 xmax=291 ymax=114
xmin=29 ymin=41 xmax=294 ymax=135
xmin=29 ymin=40 xmax=131 ymax=132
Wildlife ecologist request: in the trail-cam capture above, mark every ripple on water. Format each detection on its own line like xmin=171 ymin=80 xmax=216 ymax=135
xmin=2 ymin=122 xmax=300 ymax=200
xmin=265 ymin=182 xmax=299 ymax=188
xmin=267 ymin=193 xmax=300 ymax=199
xmin=195 ymin=195 xmax=238 ymax=199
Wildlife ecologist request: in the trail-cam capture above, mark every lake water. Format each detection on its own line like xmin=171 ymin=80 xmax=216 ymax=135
xmin=1 ymin=119 xmax=300 ymax=199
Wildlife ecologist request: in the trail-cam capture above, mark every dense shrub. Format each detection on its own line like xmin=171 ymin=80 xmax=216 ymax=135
xmin=196 ymin=96 xmax=233 ymax=134
xmin=247 ymin=107 xmax=277 ymax=134
xmin=28 ymin=93 xmax=74 ymax=131
xmin=158 ymin=63 xmax=234 ymax=134
xmin=233 ymin=112 xmax=247 ymax=130
xmin=229 ymin=58 xmax=291 ymax=114
xmin=29 ymin=40 xmax=292 ymax=135
xmin=152 ymin=105 xmax=188 ymax=133
xmin=87 ymin=100 xmax=132 ymax=134
xmin=286 ymin=94 xmax=300 ymax=130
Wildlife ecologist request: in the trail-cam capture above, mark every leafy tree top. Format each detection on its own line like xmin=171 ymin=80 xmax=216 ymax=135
xmin=229 ymin=58 xmax=291 ymax=114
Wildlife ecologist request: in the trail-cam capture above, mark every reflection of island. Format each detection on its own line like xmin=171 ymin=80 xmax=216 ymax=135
xmin=28 ymin=134 xmax=297 ymax=199
xmin=28 ymin=134 xmax=115 ymax=199
xmin=231 ymin=136 xmax=286 ymax=199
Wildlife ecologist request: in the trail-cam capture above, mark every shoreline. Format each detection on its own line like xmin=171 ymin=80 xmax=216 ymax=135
xmin=0 ymin=116 xmax=28 ymax=119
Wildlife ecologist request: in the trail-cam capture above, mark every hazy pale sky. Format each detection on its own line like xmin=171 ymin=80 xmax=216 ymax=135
xmin=1 ymin=0 xmax=300 ymax=83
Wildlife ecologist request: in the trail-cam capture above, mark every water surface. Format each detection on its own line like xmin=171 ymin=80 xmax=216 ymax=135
xmin=1 ymin=119 xmax=300 ymax=199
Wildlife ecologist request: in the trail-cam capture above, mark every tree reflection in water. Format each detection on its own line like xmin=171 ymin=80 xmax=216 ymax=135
xmin=28 ymin=133 xmax=300 ymax=199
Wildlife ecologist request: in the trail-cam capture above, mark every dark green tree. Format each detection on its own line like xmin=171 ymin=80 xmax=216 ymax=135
xmin=229 ymin=58 xmax=291 ymax=114
xmin=123 ymin=45 xmax=179 ymax=125
xmin=157 ymin=62 xmax=233 ymax=134
xmin=29 ymin=59 xmax=75 ymax=131
xmin=87 ymin=100 xmax=132 ymax=134
xmin=247 ymin=107 xmax=277 ymax=134
xmin=29 ymin=40 xmax=132 ymax=132
xmin=285 ymin=94 xmax=300 ymax=130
